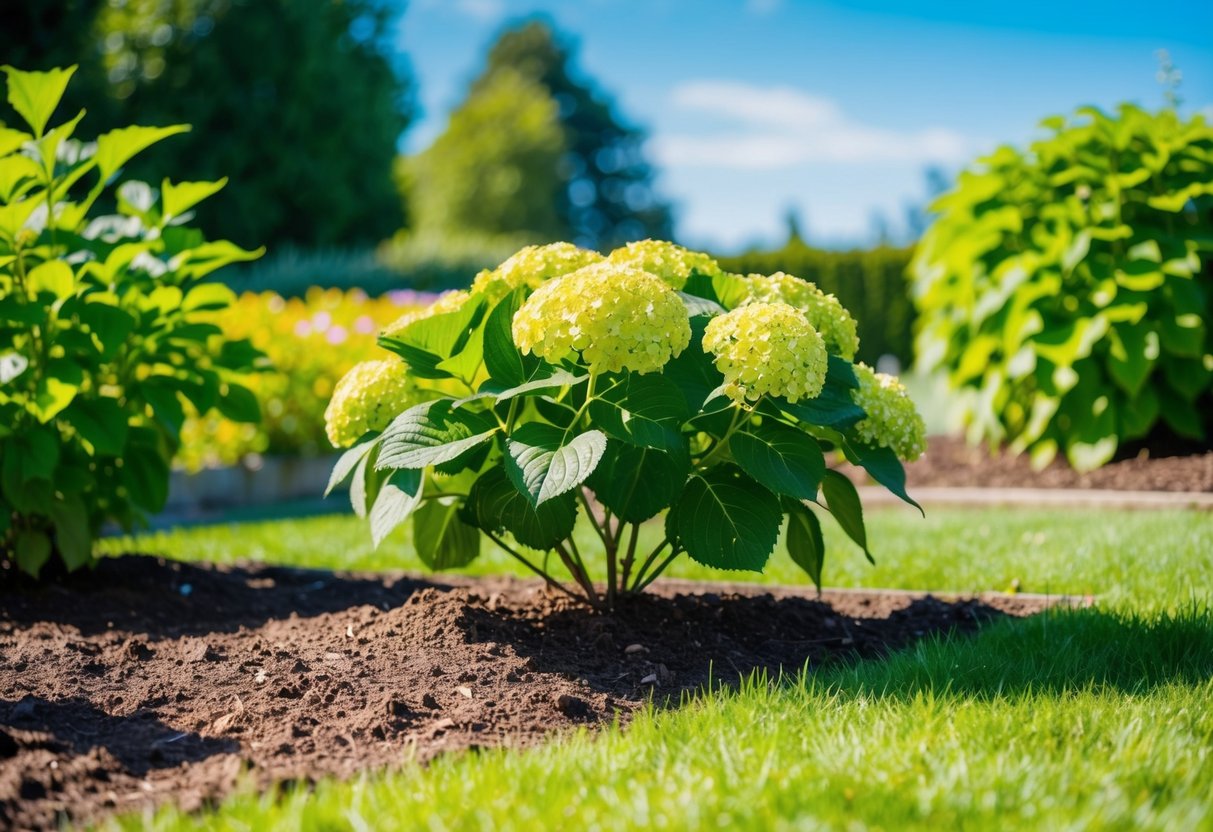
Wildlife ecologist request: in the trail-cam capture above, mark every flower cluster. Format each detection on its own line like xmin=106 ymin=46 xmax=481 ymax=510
xmin=744 ymin=272 xmax=859 ymax=360
xmin=324 ymin=359 xmax=427 ymax=448
xmin=702 ymin=302 xmax=827 ymax=404
xmin=606 ymin=239 xmax=722 ymax=290
xmin=382 ymin=289 xmax=470 ymax=337
xmin=471 ymin=243 xmax=603 ymax=299
xmin=511 ymin=262 xmax=691 ymax=374
xmin=851 ymin=363 xmax=927 ymax=461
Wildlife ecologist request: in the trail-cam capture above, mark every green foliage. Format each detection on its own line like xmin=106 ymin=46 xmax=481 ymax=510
xmin=0 ymin=67 xmax=263 ymax=577
xmin=405 ymin=18 xmax=672 ymax=250
xmin=328 ymin=244 xmax=923 ymax=608
xmin=1 ymin=0 xmax=410 ymax=251
xmin=718 ymin=242 xmax=915 ymax=365
xmin=912 ymin=104 xmax=1213 ymax=469
xmin=400 ymin=69 xmax=567 ymax=241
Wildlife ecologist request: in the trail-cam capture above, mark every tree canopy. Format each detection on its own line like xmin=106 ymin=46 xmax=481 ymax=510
xmin=407 ymin=18 xmax=672 ymax=250
xmin=2 ymin=0 xmax=411 ymax=250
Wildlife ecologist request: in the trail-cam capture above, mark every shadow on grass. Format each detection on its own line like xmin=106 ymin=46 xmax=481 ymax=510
xmin=816 ymin=604 xmax=1213 ymax=699
xmin=0 ymin=554 xmax=455 ymax=639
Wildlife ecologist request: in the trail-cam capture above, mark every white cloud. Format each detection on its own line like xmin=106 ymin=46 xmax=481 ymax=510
xmin=653 ymin=80 xmax=978 ymax=169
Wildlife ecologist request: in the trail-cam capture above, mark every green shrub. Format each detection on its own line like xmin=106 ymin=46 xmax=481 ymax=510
xmin=718 ymin=243 xmax=915 ymax=366
xmin=911 ymin=104 xmax=1213 ymax=469
xmin=0 ymin=66 xmax=263 ymax=577
xmin=326 ymin=241 xmax=926 ymax=609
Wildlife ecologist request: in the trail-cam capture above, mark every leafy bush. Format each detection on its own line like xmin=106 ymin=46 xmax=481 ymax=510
xmin=718 ymin=243 xmax=915 ymax=366
xmin=911 ymin=104 xmax=1213 ymax=469
xmin=327 ymin=241 xmax=926 ymax=608
xmin=178 ymin=288 xmax=438 ymax=470
xmin=0 ymin=66 xmax=263 ymax=576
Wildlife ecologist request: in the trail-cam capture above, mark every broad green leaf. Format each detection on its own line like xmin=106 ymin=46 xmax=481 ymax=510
xmin=182 ymin=282 xmax=237 ymax=312
xmin=660 ymin=317 xmax=722 ymax=412
xmin=0 ymin=153 xmax=42 ymax=202
xmin=483 ymin=288 xmax=540 ymax=387
xmin=94 ymin=124 xmax=190 ymax=182
xmin=1106 ymin=323 xmax=1156 ymax=397
xmin=2 ymin=65 xmax=75 ymax=137
xmin=775 ymin=356 xmax=865 ymax=431
xmin=376 ymin=400 xmax=497 ymax=470
xmin=121 ymin=430 xmax=169 ymax=513
xmin=65 ymin=396 xmax=128 ymax=456
xmin=49 ymin=493 xmax=92 ymax=570
xmin=677 ymin=292 xmax=725 ymax=318
xmin=216 ymin=383 xmax=260 ymax=423
xmin=669 ymin=465 xmax=782 ymax=572
xmin=26 ymin=260 xmax=74 ymax=299
xmin=140 ymin=378 xmax=186 ymax=432
xmin=491 ymin=369 xmax=587 ymax=403
xmin=821 ymin=469 xmax=873 ymax=563
xmin=326 ymin=439 xmax=377 ymax=497
xmin=730 ymin=421 xmax=826 ymax=502
xmin=31 ymin=376 xmax=79 ymax=423
xmin=370 ymin=469 xmax=423 ymax=547
xmin=161 ymin=178 xmax=227 ymax=219
xmin=172 ymin=240 xmax=264 ymax=281
xmin=589 ymin=373 xmax=689 ymax=450
xmin=505 ymin=423 xmax=607 ymax=506
xmin=844 ymin=442 xmax=923 ymax=514
xmin=78 ymin=303 xmax=135 ymax=359
xmin=785 ymin=500 xmax=826 ymax=591
xmin=379 ymin=294 xmax=487 ymax=380
xmin=466 ymin=464 xmax=577 ymax=550
xmin=413 ymin=497 xmax=480 ymax=570
xmin=349 ymin=445 xmax=388 ymax=519
xmin=0 ymin=125 xmax=31 ymax=157
xmin=587 ymin=442 xmax=689 ymax=523
xmin=15 ymin=529 xmax=51 ymax=577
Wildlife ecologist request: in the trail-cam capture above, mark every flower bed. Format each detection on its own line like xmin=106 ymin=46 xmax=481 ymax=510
xmin=176 ymin=288 xmax=439 ymax=471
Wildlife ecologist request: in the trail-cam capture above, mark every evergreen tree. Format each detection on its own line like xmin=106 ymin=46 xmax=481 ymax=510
xmin=471 ymin=19 xmax=673 ymax=249
xmin=400 ymin=69 xmax=565 ymax=240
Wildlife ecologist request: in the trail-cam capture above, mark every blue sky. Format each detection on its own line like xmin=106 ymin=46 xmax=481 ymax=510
xmin=395 ymin=0 xmax=1213 ymax=251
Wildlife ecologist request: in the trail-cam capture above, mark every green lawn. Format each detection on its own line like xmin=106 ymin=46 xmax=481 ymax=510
xmin=98 ymin=506 xmax=1213 ymax=831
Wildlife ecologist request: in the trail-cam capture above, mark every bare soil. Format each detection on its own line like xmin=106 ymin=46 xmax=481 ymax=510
xmin=1 ymin=555 xmax=1061 ymax=831
xmin=865 ymin=435 xmax=1213 ymax=492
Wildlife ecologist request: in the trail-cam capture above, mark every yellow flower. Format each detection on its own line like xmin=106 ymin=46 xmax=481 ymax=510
xmin=511 ymin=262 xmax=691 ymax=374
xmin=381 ymin=290 xmax=470 ymax=337
xmin=606 ymin=239 xmax=722 ymax=290
xmin=702 ymin=302 xmax=827 ymax=404
xmin=471 ymin=243 xmax=603 ymax=299
xmin=851 ymin=362 xmax=927 ymax=461
xmin=324 ymin=359 xmax=425 ymax=448
xmin=744 ymin=272 xmax=859 ymax=360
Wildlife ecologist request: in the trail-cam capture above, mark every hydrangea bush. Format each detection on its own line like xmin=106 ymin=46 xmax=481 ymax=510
xmin=327 ymin=240 xmax=926 ymax=607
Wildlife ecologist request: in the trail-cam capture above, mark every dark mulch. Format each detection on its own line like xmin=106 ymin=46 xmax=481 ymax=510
xmin=863 ymin=435 xmax=1213 ymax=493
xmin=0 ymin=556 xmax=1058 ymax=831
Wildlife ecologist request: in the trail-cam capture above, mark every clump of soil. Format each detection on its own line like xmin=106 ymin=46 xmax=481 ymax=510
xmin=1 ymin=556 xmax=1059 ymax=831
xmin=862 ymin=435 xmax=1213 ymax=492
